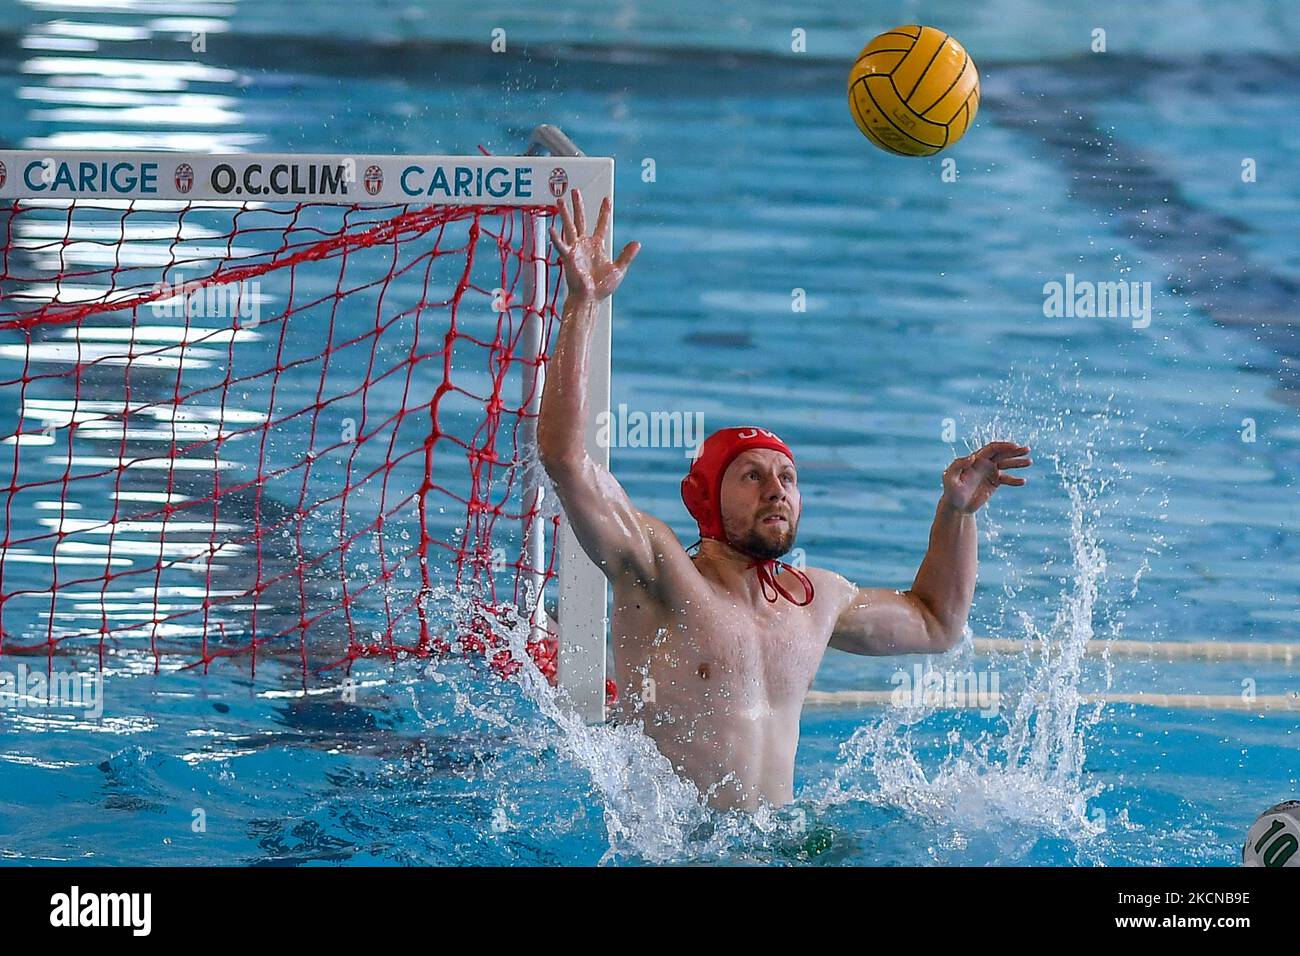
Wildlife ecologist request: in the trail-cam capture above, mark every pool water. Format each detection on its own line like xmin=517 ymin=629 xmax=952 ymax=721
xmin=0 ymin=0 xmax=1297 ymax=865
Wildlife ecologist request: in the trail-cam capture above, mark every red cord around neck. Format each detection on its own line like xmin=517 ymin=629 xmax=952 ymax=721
xmin=689 ymin=539 xmax=816 ymax=607
xmin=745 ymin=557 xmax=815 ymax=607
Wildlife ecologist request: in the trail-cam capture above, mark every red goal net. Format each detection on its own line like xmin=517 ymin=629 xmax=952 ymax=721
xmin=0 ymin=165 xmax=570 ymax=685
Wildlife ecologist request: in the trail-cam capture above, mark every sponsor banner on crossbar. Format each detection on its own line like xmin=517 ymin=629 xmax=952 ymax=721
xmin=0 ymin=151 xmax=611 ymax=205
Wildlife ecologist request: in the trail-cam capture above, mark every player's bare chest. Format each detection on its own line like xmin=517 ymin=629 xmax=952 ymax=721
xmin=658 ymin=596 xmax=828 ymax=702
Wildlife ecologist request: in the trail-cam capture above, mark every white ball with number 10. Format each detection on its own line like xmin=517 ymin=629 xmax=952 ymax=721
xmin=1243 ymin=800 xmax=1300 ymax=866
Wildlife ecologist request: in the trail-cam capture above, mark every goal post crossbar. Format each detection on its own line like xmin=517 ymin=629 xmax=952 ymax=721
xmin=0 ymin=150 xmax=611 ymax=208
xmin=0 ymin=139 xmax=612 ymax=725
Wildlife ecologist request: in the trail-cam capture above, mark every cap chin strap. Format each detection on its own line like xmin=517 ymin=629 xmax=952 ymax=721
xmin=744 ymin=556 xmax=815 ymax=607
xmin=692 ymin=535 xmax=815 ymax=607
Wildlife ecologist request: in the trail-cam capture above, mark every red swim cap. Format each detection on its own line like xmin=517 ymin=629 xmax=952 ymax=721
xmin=682 ymin=427 xmax=796 ymax=540
xmin=681 ymin=426 xmax=814 ymax=606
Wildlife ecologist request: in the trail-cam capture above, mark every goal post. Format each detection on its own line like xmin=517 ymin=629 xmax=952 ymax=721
xmin=522 ymin=126 xmax=612 ymax=726
xmin=0 ymin=138 xmax=611 ymax=724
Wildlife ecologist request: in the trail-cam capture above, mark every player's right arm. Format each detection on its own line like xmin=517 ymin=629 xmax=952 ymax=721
xmin=536 ymin=189 xmax=653 ymax=584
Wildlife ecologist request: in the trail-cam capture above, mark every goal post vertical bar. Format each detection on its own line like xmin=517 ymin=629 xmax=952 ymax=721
xmin=555 ymin=241 xmax=612 ymax=725
xmin=525 ymin=127 xmax=611 ymax=725
xmin=520 ymin=211 xmax=548 ymax=653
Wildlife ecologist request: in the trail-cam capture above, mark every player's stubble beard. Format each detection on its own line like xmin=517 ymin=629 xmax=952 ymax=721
xmin=723 ymin=511 xmax=798 ymax=561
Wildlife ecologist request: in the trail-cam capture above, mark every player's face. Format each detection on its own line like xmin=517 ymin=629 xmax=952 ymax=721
xmin=719 ymin=450 xmax=800 ymax=560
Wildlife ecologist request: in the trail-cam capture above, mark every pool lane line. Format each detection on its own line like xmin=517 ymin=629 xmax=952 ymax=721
xmin=973 ymin=637 xmax=1299 ymax=664
xmin=804 ymin=690 xmax=1300 ymax=712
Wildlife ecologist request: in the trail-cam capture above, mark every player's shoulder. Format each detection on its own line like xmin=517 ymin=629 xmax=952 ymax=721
xmin=636 ymin=510 xmax=685 ymax=547
xmin=799 ymin=565 xmax=857 ymax=607
xmin=800 ymin=564 xmax=851 ymax=586
xmin=633 ymin=511 xmax=699 ymax=573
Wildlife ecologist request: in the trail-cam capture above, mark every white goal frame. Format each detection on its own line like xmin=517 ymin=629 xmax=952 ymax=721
xmin=0 ymin=132 xmax=612 ymax=724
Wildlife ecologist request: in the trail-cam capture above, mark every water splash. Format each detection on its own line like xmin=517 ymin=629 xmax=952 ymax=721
xmin=402 ymin=578 xmax=705 ymax=862
xmin=803 ymin=381 xmax=1161 ymax=860
xmin=409 ymin=572 xmax=849 ymax=863
xmin=409 ymin=378 xmax=1167 ymax=863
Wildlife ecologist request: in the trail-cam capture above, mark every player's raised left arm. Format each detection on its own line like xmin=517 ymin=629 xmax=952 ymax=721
xmin=829 ymin=441 xmax=1031 ymax=655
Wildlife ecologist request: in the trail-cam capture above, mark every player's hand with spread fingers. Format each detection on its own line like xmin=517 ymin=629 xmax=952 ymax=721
xmin=550 ymin=188 xmax=640 ymax=301
xmin=940 ymin=441 xmax=1032 ymax=514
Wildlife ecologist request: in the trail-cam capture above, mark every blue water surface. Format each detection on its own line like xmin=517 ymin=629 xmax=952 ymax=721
xmin=0 ymin=0 xmax=1296 ymax=865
